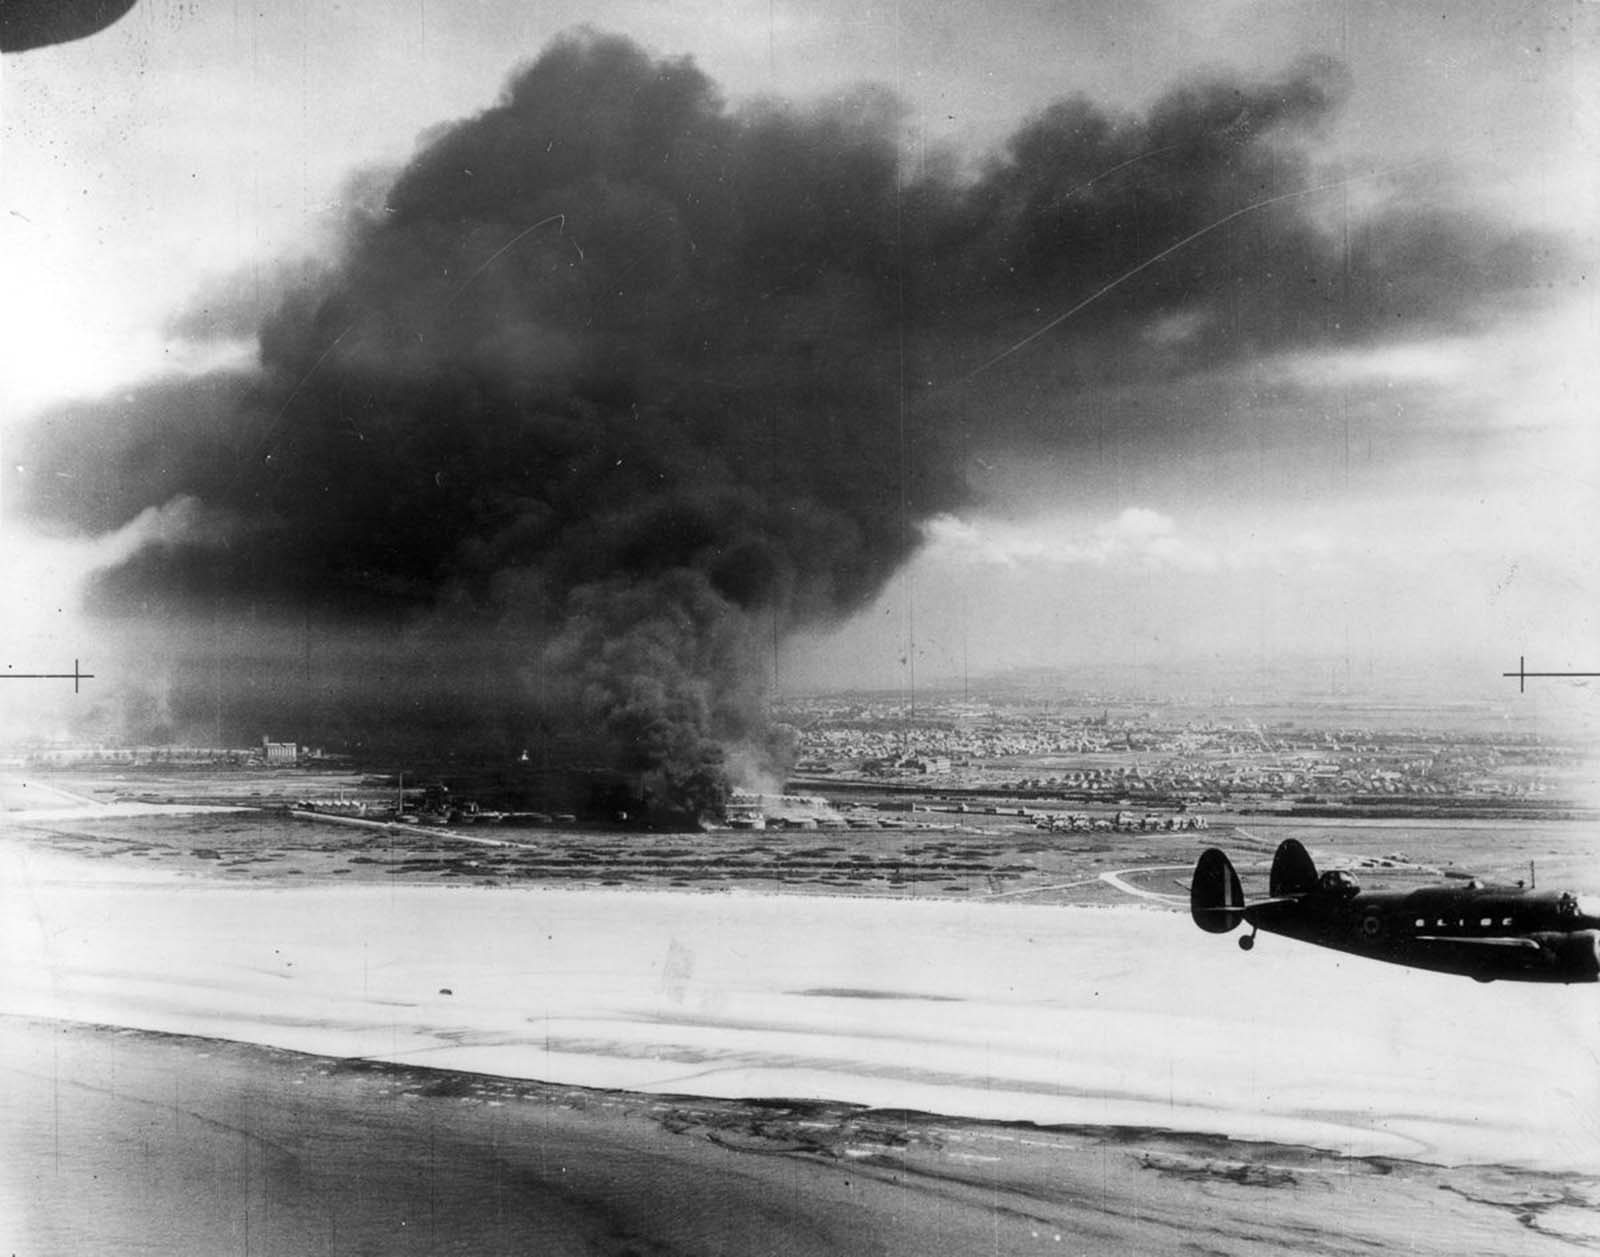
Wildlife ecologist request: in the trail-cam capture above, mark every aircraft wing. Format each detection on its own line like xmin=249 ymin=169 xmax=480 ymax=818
xmin=1413 ymin=935 xmax=1542 ymax=950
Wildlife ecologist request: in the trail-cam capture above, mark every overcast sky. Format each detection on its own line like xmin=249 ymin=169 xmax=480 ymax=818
xmin=2 ymin=1 xmax=1596 ymax=731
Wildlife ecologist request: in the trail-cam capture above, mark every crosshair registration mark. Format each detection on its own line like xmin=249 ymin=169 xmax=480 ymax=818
xmin=1503 ymin=656 xmax=1600 ymax=693
xmin=2 ymin=659 xmax=94 ymax=692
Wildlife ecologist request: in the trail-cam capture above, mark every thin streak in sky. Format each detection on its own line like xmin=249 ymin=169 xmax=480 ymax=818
xmin=957 ymin=160 xmax=1434 ymax=388
xmin=1056 ymin=142 xmax=1183 ymax=201
xmin=447 ymin=213 xmax=572 ymax=306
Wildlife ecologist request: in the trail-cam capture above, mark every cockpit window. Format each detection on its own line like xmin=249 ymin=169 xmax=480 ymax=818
xmin=1319 ymin=870 xmax=1359 ymax=896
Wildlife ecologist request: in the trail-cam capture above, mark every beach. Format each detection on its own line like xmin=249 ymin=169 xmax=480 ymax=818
xmin=5 ymin=1017 xmax=1597 ymax=1255
xmin=2 ymin=826 xmax=1598 ymax=1252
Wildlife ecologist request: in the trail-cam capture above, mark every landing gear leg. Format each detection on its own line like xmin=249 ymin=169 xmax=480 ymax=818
xmin=1239 ymin=929 xmax=1257 ymax=952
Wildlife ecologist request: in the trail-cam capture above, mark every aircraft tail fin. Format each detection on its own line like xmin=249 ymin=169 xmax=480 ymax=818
xmin=1270 ymin=838 xmax=1318 ymax=897
xmin=1190 ymin=848 xmax=1245 ymax=933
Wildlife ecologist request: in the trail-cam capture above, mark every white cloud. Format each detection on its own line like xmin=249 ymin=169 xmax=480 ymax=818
xmin=1142 ymin=308 xmax=1211 ymax=349
xmin=923 ymin=507 xmax=1333 ymax=574
xmin=1279 ymin=338 xmax=1475 ymax=390
xmin=0 ymin=496 xmax=226 ymax=649
xmin=0 ymin=203 xmax=257 ymax=420
xmin=0 ymin=330 xmax=255 ymax=425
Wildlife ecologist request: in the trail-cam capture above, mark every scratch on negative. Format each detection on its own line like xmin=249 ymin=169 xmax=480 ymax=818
xmin=957 ymin=159 xmax=1435 ymax=388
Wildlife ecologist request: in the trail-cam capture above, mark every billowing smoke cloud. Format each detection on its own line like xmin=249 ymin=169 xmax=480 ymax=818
xmin=8 ymin=31 xmax=1561 ymax=811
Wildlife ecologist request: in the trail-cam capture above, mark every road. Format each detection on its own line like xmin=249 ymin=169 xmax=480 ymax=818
xmin=1097 ymin=866 xmax=1191 ymax=903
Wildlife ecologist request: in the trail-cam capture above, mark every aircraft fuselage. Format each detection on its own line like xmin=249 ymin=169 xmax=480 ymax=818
xmin=1247 ymin=885 xmax=1600 ymax=983
xmin=1192 ymin=841 xmax=1600 ymax=983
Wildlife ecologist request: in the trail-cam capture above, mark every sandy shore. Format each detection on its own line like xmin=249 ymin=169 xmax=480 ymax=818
xmin=4 ymin=840 xmax=1598 ymax=1170
xmin=3 ymin=830 xmax=1598 ymax=1252
xmin=4 ymin=1016 xmax=1596 ymax=1256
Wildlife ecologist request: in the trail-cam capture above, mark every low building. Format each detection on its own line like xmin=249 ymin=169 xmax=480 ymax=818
xmin=261 ymin=737 xmax=299 ymax=765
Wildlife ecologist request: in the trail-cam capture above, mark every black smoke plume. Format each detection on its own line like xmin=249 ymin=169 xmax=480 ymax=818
xmin=10 ymin=32 xmax=1560 ymax=812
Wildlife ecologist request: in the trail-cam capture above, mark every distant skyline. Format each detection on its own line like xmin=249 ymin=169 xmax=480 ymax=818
xmin=2 ymin=1 xmax=1596 ymax=747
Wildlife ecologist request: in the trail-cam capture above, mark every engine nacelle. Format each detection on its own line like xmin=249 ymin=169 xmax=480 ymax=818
xmin=1534 ymin=929 xmax=1600 ymax=982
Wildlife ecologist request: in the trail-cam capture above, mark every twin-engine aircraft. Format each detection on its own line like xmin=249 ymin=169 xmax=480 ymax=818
xmin=1191 ymin=839 xmax=1600 ymax=983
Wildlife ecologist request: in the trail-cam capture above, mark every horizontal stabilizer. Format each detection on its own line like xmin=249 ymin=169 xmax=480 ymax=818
xmin=1191 ymin=848 xmax=1245 ymax=934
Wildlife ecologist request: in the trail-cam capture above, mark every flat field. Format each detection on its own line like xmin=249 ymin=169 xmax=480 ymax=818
xmin=6 ymin=786 xmax=1594 ymax=904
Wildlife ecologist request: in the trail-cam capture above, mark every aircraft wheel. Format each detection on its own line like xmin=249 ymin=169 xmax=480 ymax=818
xmin=1238 ymin=935 xmax=1255 ymax=951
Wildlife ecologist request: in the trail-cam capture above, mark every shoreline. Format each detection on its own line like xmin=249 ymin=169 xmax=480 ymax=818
xmin=4 ymin=814 xmax=1599 ymax=1250
xmin=5 ymin=1014 xmax=1596 ymax=1256
xmin=4 ymin=837 xmax=1597 ymax=1174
